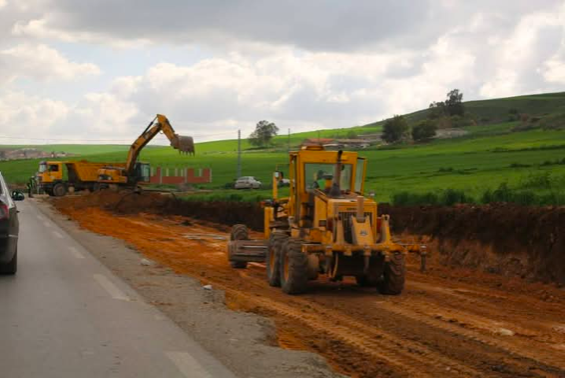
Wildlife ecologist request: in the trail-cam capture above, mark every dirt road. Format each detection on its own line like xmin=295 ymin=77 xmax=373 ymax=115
xmin=51 ymin=202 xmax=564 ymax=378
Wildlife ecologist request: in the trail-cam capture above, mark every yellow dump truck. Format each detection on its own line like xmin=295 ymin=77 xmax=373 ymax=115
xmin=37 ymin=160 xmax=125 ymax=196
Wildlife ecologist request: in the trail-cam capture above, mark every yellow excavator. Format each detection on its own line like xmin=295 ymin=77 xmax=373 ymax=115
xmin=97 ymin=114 xmax=195 ymax=187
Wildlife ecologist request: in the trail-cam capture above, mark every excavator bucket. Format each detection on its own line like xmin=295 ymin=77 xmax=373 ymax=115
xmin=175 ymin=135 xmax=195 ymax=155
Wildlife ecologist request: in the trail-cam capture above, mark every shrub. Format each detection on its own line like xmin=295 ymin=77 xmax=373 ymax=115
xmin=382 ymin=115 xmax=410 ymax=143
xmin=412 ymin=120 xmax=438 ymax=142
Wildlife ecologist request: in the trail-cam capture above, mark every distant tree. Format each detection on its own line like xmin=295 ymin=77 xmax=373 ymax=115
xmin=445 ymin=89 xmax=465 ymax=116
xmin=428 ymin=101 xmax=446 ymax=119
xmin=382 ymin=115 xmax=410 ymax=143
xmin=346 ymin=130 xmax=357 ymax=139
xmin=249 ymin=120 xmax=279 ymax=147
xmin=428 ymin=89 xmax=465 ymax=119
xmin=412 ymin=120 xmax=438 ymax=142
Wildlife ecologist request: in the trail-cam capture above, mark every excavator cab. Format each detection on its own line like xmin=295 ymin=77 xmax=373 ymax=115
xmin=133 ymin=162 xmax=151 ymax=183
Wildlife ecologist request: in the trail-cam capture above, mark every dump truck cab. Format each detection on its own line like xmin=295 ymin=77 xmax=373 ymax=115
xmin=37 ymin=161 xmax=65 ymax=196
xmin=228 ymin=145 xmax=425 ymax=296
xmin=37 ymin=161 xmax=63 ymax=184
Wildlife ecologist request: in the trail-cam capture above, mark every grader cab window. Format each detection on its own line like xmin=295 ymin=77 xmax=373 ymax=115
xmin=49 ymin=165 xmax=59 ymax=172
xmin=304 ymin=163 xmax=352 ymax=191
xmin=354 ymin=158 xmax=366 ymax=193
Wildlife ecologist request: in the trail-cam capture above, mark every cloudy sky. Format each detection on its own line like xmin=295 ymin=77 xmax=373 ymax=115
xmin=0 ymin=0 xmax=564 ymax=145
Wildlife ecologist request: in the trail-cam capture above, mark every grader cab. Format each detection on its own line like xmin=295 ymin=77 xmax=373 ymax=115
xmin=228 ymin=145 xmax=424 ymax=295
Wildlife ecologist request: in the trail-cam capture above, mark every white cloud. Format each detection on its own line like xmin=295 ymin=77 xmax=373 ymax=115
xmin=0 ymin=0 xmax=562 ymax=144
xmin=0 ymin=91 xmax=69 ymax=140
xmin=0 ymin=44 xmax=100 ymax=85
xmin=480 ymin=4 xmax=564 ymax=97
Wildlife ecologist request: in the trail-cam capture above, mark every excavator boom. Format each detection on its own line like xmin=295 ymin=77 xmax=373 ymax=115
xmin=125 ymin=114 xmax=194 ymax=176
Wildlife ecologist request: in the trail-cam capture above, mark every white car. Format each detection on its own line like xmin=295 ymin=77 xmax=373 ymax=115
xmin=234 ymin=176 xmax=262 ymax=189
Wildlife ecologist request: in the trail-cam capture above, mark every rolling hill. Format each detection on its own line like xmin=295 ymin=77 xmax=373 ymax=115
xmin=1 ymin=92 xmax=564 ymax=205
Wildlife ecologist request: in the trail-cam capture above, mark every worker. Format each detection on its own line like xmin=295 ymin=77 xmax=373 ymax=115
xmin=27 ymin=176 xmax=35 ymax=198
xmin=313 ymin=170 xmax=327 ymax=190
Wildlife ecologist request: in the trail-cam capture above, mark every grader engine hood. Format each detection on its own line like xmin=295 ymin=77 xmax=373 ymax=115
xmin=329 ymin=197 xmax=377 ymax=245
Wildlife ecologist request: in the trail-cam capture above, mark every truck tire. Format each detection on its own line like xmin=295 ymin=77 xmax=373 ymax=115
xmin=229 ymin=224 xmax=248 ymax=269
xmin=379 ymin=253 xmax=405 ymax=295
xmin=267 ymin=233 xmax=287 ymax=287
xmin=52 ymin=183 xmax=66 ymax=197
xmin=279 ymin=239 xmax=308 ymax=295
xmin=0 ymin=247 xmax=17 ymax=275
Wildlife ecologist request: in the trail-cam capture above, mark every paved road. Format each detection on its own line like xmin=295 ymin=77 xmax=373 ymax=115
xmin=0 ymin=200 xmax=235 ymax=378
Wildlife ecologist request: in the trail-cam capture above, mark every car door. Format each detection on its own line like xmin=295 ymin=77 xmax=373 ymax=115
xmin=0 ymin=176 xmax=18 ymax=248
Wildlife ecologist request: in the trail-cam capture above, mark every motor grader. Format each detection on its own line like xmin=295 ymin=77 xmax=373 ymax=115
xmin=227 ymin=145 xmax=424 ymax=295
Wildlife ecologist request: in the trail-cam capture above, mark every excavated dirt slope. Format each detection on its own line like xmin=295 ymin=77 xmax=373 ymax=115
xmin=50 ymin=192 xmax=565 ymax=377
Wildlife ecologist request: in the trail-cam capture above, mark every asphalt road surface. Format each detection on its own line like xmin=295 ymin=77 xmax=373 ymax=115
xmin=0 ymin=200 xmax=236 ymax=378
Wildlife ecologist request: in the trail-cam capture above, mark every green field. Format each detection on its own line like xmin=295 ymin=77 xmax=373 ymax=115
xmin=1 ymin=92 xmax=564 ymax=205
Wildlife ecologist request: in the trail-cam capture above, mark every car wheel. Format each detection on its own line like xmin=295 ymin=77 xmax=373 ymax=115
xmin=0 ymin=246 xmax=17 ymax=275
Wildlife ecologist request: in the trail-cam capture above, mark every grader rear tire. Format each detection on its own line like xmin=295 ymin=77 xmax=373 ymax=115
xmin=379 ymin=253 xmax=406 ymax=295
xmin=267 ymin=233 xmax=287 ymax=287
xmin=356 ymin=256 xmax=385 ymax=287
xmin=229 ymin=224 xmax=249 ymax=269
xmin=279 ymin=239 xmax=308 ymax=295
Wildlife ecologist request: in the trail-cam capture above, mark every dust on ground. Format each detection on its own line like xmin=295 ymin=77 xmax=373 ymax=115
xmin=49 ymin=191 xmax=565 ymax=378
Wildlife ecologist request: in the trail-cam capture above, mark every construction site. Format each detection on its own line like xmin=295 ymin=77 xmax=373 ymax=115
xmin=39 ymin=189 xmax=564 ymax=378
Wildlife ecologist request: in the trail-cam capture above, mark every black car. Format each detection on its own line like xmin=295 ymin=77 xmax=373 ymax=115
xmin=0 ymin=172 xmax=22 ymax=274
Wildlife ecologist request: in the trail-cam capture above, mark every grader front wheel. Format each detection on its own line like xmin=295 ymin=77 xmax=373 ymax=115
xmin=229 ymin=224 xmax=249 ymax=269
xmin=379 ymin=253 xmax=406 ymax=295
xmin=266 ymin=233 xmax=287 ymax=287
xmin=279 ymin=239 xmax=309 ymax=295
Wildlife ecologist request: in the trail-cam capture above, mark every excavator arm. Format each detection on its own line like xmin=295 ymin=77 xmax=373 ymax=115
xmin=125 ymin=114 xmax=195 ymax=176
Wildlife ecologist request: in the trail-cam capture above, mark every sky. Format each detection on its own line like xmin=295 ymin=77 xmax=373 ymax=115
xmin=0 ymin=0 xmax=564 ymax=145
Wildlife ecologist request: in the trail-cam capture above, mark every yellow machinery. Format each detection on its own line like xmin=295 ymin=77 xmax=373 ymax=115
xmin=228 ymin=145 xmax=424 ymax=295
xmin=37 ymin=160 xmax=125 ymax=196
xmin=97 ymin=114 xmax=195 ymax=187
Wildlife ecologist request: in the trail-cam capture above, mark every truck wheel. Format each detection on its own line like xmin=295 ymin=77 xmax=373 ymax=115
xmin=267 ymin=233 xmax=287 ymax=287
xmin=0 ymin=247 xmax=17 ymax=275
xmin=279 ymin=239 xmax=308 ymax=295
xmin=229 ymin=224 xmax=248 ymax=269
xmin=379 ymin=253 xmax=405 ymax=295
xmin=52 ymin=183 xmax=66 ymax=197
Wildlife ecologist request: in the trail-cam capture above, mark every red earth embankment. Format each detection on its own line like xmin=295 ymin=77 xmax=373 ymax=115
xmin=380 ymin=204 xmax=564 ymax=285
xmin=52 ymin=191 xmax=564 ymax=285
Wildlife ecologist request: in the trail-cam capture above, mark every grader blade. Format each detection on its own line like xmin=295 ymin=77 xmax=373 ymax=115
xmin=228 ymin=240 xmax=268 ymax=263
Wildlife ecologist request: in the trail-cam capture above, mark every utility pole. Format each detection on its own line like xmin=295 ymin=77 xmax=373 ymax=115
xmin=287 ymin=128 xmax=291 ymax=152
xmin=237 ymin=129 xmax=242 ymax=178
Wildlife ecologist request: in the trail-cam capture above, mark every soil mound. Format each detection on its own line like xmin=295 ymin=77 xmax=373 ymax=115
xmin=52 ymin=190 xmax=169 ymax=214
xmin=380 ymin=203 xmax=565 ymax=285
xmin=51 ymin=192 xmax=564 ymax=285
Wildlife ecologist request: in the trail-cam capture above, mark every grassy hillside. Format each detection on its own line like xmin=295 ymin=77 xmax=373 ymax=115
xmin=1 ymin=92 xmax=563 ymax=205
